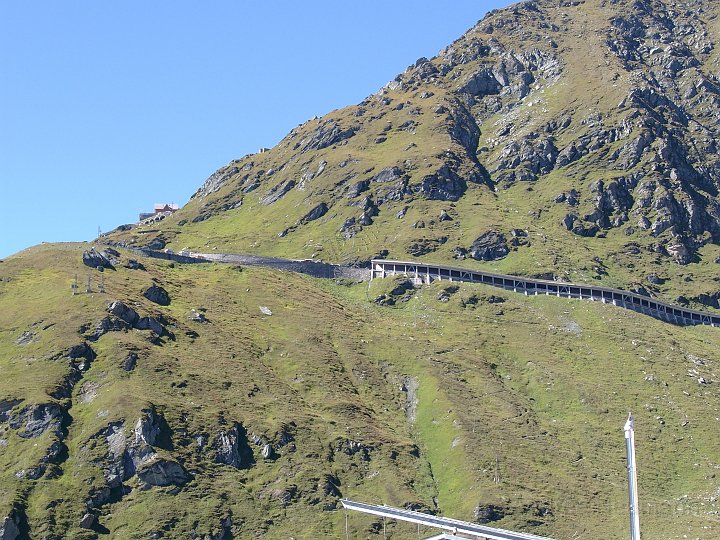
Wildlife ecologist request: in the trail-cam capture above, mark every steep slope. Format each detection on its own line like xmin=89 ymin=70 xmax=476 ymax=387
xmin=106 ymin=0 xmax=720 ymax=314
xmin=1 ymin=245 xmax=719 ymax=539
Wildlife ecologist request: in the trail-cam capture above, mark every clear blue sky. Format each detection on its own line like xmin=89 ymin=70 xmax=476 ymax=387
xmin=0 ymin=1 xmax=509 ymax=258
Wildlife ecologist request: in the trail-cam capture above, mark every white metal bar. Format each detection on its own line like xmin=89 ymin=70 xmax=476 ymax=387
xmin=340 ymin=500 xmax=555 ymax=540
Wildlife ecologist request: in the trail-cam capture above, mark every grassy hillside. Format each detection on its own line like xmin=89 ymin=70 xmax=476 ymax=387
xmin=1 ymin=244 xmax=719 ymax=538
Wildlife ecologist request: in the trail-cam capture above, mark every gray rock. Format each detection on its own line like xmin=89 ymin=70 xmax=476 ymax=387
xmin=459 ymin=68 xmax=502 ymax=97
xmin=137 ymin=458 xmax=189 ymax=487
xmin=15 ymin=466 xmax=45 ymax=480
xmin=146 ymin=238 xmax=166 ymax=250
xmin=0 ymin=400 xmax=22 ymax=423
xmin=9 ymin=403 xmax=64 ymax=439
xmin=261 ymin=443 xmax=275 ymax=460
xmin=647 ymin=273 xmax=665 ymax=285
xmin=143 ymin=285 xmax=170 ymax=306
xmin=346 ymin=180 xmax=370 ymax=198
xmin=41 ymin=441 xmax=66 ymax=464
xmin=137 ymin=316 xmax=164 ymax=336
xmin=125 ymin=259 xmax=145 ymax=271
xmin=79 ymin=513 xmax=96 ymax=529
xmin=82 ymin=248 xmax=114 ymax=270
xmin=0 ymin=514 xmax=20 ymax=540
xmin=68 ymin=342 xmax=96 ymax=362
xmin=373 ymin=167 xmax=402 ymax=183
xmin=439 ymin=209 xmax=453 ymax=222
xmin=562 ymin=213 xmax=577 ymax=230
xmin=122 ymin=352 xmax=139 ymax=372
xmin=299 ymin=203 xmax=328 ymax=224
xmin=15 ymin=331 xmax=36 ymax=346
xmin=213 ymin=423 xmax=253 ymax=469
xmin=299 ymin=120 xmax=357 ymax=152
xmin=468 ymin=231 xmax=509 ymax=261
xmin=108 ymin=301 xmax=139 ymax=326
xmin=89 ymin=316 xmax=129 ymax=341
xmin=474 ymin=504 xmax=507 ymax=524
xmin=260 ymin=179 xmax=296 ymax=205
xmin=415 ymin=165 xmax=467 ymax=201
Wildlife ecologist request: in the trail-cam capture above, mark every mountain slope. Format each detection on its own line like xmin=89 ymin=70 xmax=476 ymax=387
xmin=1 ymin=244 xmax=719 ymax=539
xmin=4 ymin=0 xmax=720 ymax=538
xmin=106 ymin=0 xmax=720 ymax=313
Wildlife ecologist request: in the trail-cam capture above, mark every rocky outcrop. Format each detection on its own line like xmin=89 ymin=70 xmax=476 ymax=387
xmin=9 ymin=403 xmax=64 ymax=439
xmin=108 ymin=301 xmax=139 ymax=326
xmin=0 ymin=509 xmax=22 ymax=540
xmin=213 ymin=423 xmax=254 ymax=469
xmin=82 ymin=248 xmax=114 ymax=270
xmin=468 ymin=231 xmax=509 ymax=261
xmin=143 ymin=285 xmax=171 ymax=306
xmin=299 ymin=203 xmax=329 ymax=225
xmin=137 ymin=458 xmax=189 ymax=488
xmin=260 ymin=179 xmax=296 ymax=205
xmin=297 ymin=119 xmax=357 ymax=152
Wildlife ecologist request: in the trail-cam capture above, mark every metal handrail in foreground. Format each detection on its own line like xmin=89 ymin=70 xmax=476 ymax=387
xmin=340 ymin=499 xmax=555 ymax=540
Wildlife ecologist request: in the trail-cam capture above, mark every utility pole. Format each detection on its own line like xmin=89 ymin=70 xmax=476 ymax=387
xmin=624 ymin=413 xmax=641 ymax=540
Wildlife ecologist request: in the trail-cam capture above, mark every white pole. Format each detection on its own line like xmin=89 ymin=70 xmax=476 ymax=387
xmin=624 ymin=413 xmax=641 ymax=540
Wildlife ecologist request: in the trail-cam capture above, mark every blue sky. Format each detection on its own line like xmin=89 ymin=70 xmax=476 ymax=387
xmin=0 ymin=1 xmax=509 ymax=258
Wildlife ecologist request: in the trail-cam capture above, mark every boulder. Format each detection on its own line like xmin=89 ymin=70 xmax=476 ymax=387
xmin=0 ymin=400 xmax=22 ymax=423
xmin=125 ymin=259 xmax=145 ymax=271
xmin=439 ymin=209 xmax=453 ymax=222
xmin=474 ymin=504 xmax=507 ymax=524
xmin=561 ymin=213 xmax=577 ymax=230
xmin=213 ymin=423 xmax=253 ymax=469
xmin=89 ymin=316 xmax=129 ymax=341
xmin=346 ymin=180 xmax=370 ymax=198
xmin=0 ymin=514 xmax=20 ymax=540
xmin=108 ymin=301 xmax=139 ymax=326
xmin=137 ymin=458 xmax=189 ymax=487
xmin=373 ymin=167 xmax=402 ymax=183
xmin=79 ymin=513 xmax=96 ymax=529
xmin=260 ymin=179 xmax=296 ymax=205
xmin=143 ymin=285 xmax=171 ymax=306
xmin=122 ymin=352 xmax=139 ymax=372
xmin=415 ymin=165 xmax=467 ymax=201
xmin=82 ymin=249 xmax=114 ymax=270
xmin=468 ymin=231 xmax=509 ymax=261
xmin=67 ymin=342 xmax=96 ymax=362
xmin=299 ymin=203 xmax=328 ymax=224
xmin=261 ymin=443 xmax=275 ymax=460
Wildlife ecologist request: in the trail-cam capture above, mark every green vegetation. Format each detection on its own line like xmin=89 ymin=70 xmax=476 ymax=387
xmin=1 ymin=244 xmax=718 ymax=538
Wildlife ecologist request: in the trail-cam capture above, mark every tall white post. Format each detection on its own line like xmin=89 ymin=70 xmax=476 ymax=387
xmin=624 ymin=413 xmax=641 ymax=540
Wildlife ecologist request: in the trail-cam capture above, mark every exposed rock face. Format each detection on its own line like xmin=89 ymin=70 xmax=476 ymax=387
xmin=143 ymin=285 xmax=171 ymax=306
xmin=108 ymin=301 xmax=139 ymax=326
xmin=9 ymin=403 xmax=64 ymax=439
xmin=468 ymin=231 xmax=509 ymax=261
xmin=260 ymin=179 xmax=296 ymax=205
xmin=122 ymin=352 xmax=139 ymax=371
xmin=137 ymin=458 xmax=189 ymax=487
xmin=299 ymin=202 xmax=329 ymax=224
xmin=0 ymin=514 xmax=20 ymax=540
xmin=82 ymin=248 xmax=114 ymax=270
xmin=213 ymin=423 xmax=253 ymax=469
